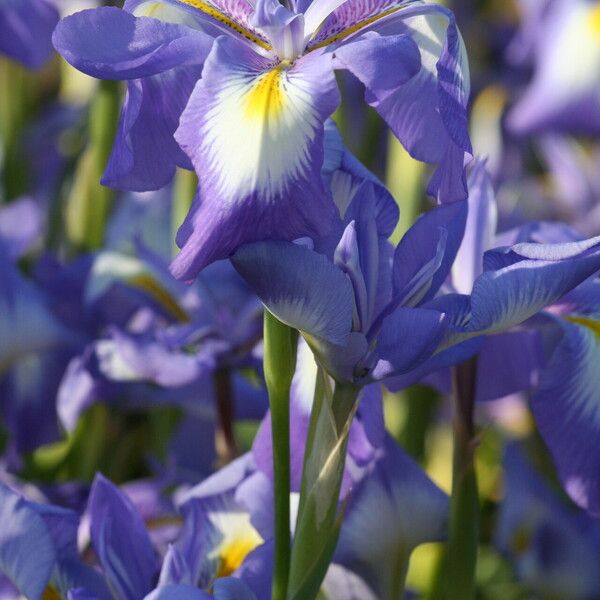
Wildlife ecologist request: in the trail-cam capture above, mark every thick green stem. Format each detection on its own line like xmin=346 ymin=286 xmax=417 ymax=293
xmin=399 ymin=385 xmax=439 ymax=463
xmin=447 ymin=358 xmax=479 ymax=600
xmin=263 ymin=311 xmax=298 ymax=600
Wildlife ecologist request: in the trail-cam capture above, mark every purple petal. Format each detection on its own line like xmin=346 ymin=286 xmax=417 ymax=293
xmin=468 ymin=235 xmax=600 ymax=334
xmin=372 ymin=307 xmax=447 ymax=380
xmin=0 ymin=483 xmax=56 ymax=600
xmin=53 ymin=8 xmax=212 ymax=80
xmin=232 ymin=240 xmax=353 ymax=345
xmin=88 ymin=474 xmax=157 ymax=600
xmin=172 ymin=38 xmax=340 ymax=277
xmin=102 ymin=67 xmax=199 ymax=191
xmin=531 ymin=316 xmax=600 ymax=516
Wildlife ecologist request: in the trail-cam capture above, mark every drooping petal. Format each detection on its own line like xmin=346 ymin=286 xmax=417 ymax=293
xmin=232 ymin=241 xmax=353 ymax=345
xmin=530 ymin=315 xmax=600 ymax=516
xmin=102 ymin=67 xmax=199 ymax=191
xmin=331 ymin=31 xmax=420 ymax=92
xmin=329 ymin=2 xmax=472 ymax=203
xmin=53 ymin=7 xmax=212 ymax=80
xmin=88 ymin=474 xmax=157 ymax=600
xmin=466 ymin=235 xmax=600 ymax=335
xmin=0 ymin=0 xmax=59 ymax=68
xmin=0 ymin=483 xmax=56 ymax=600
xmin=172 ymin=38 xmax=340 ymax=277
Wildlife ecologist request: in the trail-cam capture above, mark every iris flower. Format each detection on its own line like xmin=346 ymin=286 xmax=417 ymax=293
xmin=54 ymin=0 xmax=471 ymax=276
xmin=507 ymin=0 xmax=600 ymax=135
xmin=446 ymin=161 xmax=600 ymax=517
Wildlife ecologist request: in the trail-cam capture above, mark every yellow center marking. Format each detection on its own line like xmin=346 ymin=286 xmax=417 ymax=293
xmin=309 ymin=2 xmax=407 ymax=50
xmin=566 ymin=315 xmax=600 ymax=337
xmin=215 ymin=533 xmax=263 ymax=577
xmin=176 ymin=0 xmax=272 ymax=50
xmin=590 ymin=5 xmax=600 ymax=36
xmin=244 ymin=65 xmax=287 ymax=120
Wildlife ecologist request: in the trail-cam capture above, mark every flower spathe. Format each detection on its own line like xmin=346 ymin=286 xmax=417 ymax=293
xmin=53 ymin=0 xmax=472 ymax=276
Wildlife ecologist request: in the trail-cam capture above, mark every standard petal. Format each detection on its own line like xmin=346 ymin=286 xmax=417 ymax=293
xmin=393 ymin=200 xmax=468 ymax=306
xmin=53 ymin=7 xmax=212 ymax=80
xmin=451 ymin=160 xmax=497 ymax=294
xmin=0 ymin=0 xmax=59 ymax=68
xmin=0 ymin=483 xmax=56 ymax=600
xmin=172 ymin=38 xmax=340 ymax=277
xmin=372 ymin=307 xmax=447 ymax=380
xmin=88 ymin=474 xmax=157 ymax=600
xmin=231 ymin=241 xmax=353 ymax=345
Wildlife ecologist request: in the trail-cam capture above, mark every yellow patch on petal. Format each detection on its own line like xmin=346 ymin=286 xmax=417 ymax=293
xmin=176 ymin=0 xmax=272 ymax=50
xmin=214 ymin=530 xmax=263 ymax=577
xmin=244 ymin=66 xmax=287 ymax=121
xmin=590 ymin=5 xmax=600 ymax=36
xmin=566 ymin=315 xmax=600 ymax=338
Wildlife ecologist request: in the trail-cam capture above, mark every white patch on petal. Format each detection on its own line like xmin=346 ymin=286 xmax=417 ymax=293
xmin=197 ymin=63 xmax=321 ymax=204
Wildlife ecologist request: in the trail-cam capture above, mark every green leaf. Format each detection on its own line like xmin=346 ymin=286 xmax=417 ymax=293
xmin=287 ymin=371 xmax=359 ymax=600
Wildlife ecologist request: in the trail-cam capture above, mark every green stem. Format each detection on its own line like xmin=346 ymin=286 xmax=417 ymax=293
xmin=0 ymin=58 xmax=33 ymax=201
xmin=447 ymin=358 xmax=479 ymax=600
xmin=399 ymin=385 xmax=439 ymax=463
xmin=263 ymin=311 xmax=298 ymax=600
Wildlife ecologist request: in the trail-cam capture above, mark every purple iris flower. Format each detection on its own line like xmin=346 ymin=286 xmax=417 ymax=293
xmin=231 ymin=172 xmax=469 ymax=385
xmin=445 ymin=160 xmax=600 ymax=517
xmin=53 ymin=0 xmax=471 ymax=275
xmin=0 ymin=0 xmax=59 ymax=68
xmin=506 ymin=0 xmax=600 ymax=135
xmin=497 ymin=444 xmax=600 ymax=599
xmin=0 ymin=474 xmax=254 ymax=600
